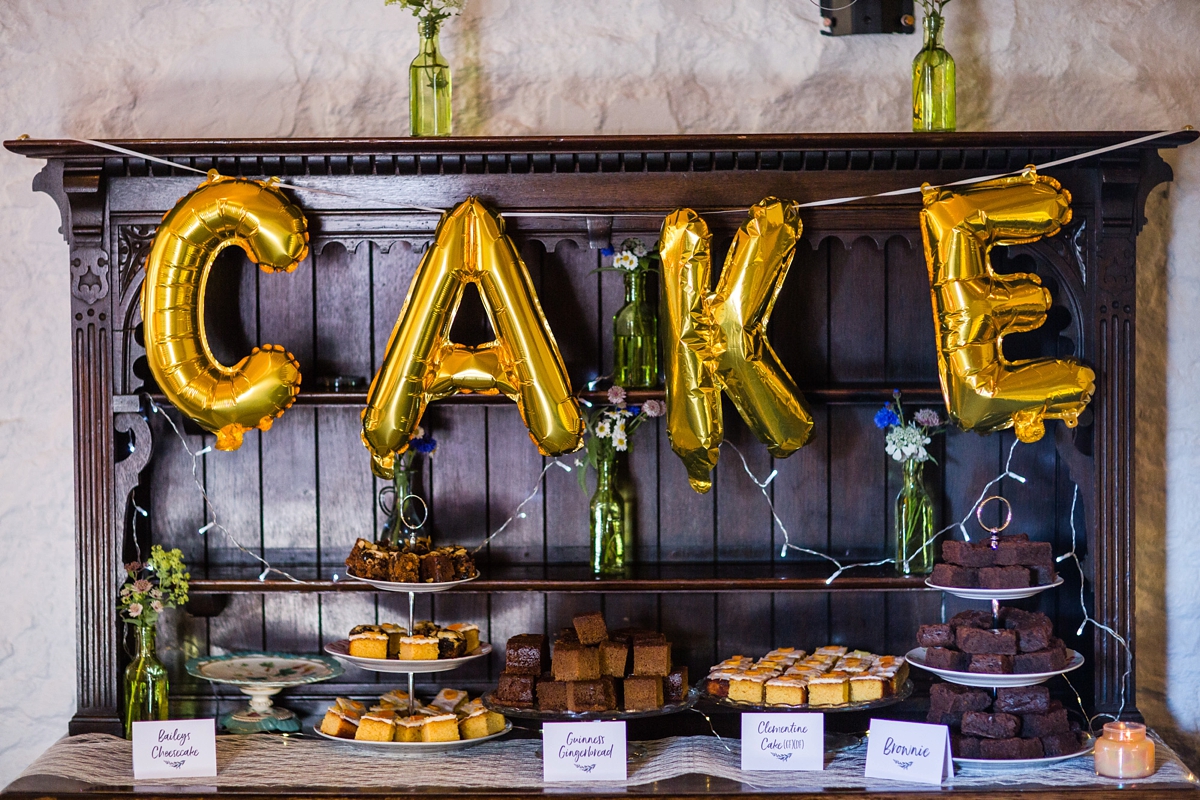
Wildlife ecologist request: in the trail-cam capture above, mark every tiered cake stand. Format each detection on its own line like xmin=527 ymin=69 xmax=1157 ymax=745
xmin=908 ymin=497 xmax=1092 ymax=766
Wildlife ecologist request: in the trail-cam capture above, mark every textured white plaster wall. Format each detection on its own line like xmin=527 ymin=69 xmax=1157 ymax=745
xmin=1 ymin=0 xmax=1198 ymax=782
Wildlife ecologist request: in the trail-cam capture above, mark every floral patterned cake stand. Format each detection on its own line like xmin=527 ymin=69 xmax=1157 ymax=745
xmin=186 ymin=652 xmax=343 ymax=734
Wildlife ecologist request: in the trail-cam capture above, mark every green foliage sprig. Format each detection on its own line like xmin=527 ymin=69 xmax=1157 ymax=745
xmin=385 ymin=0 xmax=466 ymax=28
xmin=118 ymin=545 xmax=190 ymax=627
xmin=915 ymin=0 xmax=952 ymax=17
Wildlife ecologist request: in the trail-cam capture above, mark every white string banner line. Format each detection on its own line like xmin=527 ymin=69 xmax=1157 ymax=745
xmin=65 ymin=128 xmax=1189 ymax=220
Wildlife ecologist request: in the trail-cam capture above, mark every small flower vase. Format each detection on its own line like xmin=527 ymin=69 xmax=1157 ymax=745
xmin=589 ymin=450 xmax=627 ymax=577
xmin=895 ymin=459 xmax=936 ymax=575
xmin=612 ymin=270 xmax=659 ymax=388
xmin=410 ymin=18 xmax=452 ymax=136
xmin=123 ymin=623 xmax=169 ymax=738
xmin=912 ymin=11 xmax=956 ymax=132
xmin=381 ymin=465 xmax=425 ymax=547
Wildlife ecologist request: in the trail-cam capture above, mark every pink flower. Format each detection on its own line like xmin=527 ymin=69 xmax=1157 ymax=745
xmin=641 ymin=399 xmax=666 ymax=418
xmin=151 ymin=600 xmax=164 ymax=614
xmin=913 ymin=408 xmax=942 ymax=427
xmin=125 ymin=561 xmax=142 ymax=572
xmin=607 ymin=386 xmax=627 ymax=406
xmin=133 ymin=579 xmax=152 ymax=593
xmin=127 ymin=603 xmax=143 ymax=618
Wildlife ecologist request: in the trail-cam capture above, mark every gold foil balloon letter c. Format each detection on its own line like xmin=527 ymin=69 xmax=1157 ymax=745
xmin=362 ymin=198 xmax=584 ymax=478
xmin=141 ymin=172 xmax=308 ymax=451
xmin=659 ymin=198 xmax=814 ymax=493
xmin=920 ymin=170 xmax=1095 ymax=442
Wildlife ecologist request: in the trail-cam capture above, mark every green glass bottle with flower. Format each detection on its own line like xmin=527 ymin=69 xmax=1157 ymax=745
xmin=875 ymin=392 xmax=946 ymax=575
xmin=380 ymin=425 xmax=437 ymax=547
xmin=598 ymin=238 xmax=660 ymax=389
xmin=577 ymin=386 xmax=666 ymax=576
xmin=386 ymin=0 xmax=466 ymax=136
xmin=119 ymin=545 xmax=190 ymax=738
xmin=912 ymin=0 xmax=955 ymax=132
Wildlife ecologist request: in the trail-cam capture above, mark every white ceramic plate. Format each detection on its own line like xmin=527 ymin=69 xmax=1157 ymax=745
xmin=185 ymin=653 xmax=342 ymax=688
xmin=954 ymin=735 xmax=1095 ymax=768
xmin=925 ymin=576 xmax=1065 ymax=601
xmin=312 ymin=721 xmax=511 ymax=751
xmin=346 ymin=572 xmax=478 ymax=593
xmin=324 ymin=641 xmax=491 ymax=673
xmin=906 ymin=647 xmax=1084 ymax=687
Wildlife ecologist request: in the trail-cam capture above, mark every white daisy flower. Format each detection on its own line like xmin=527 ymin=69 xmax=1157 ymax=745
xmin=613 ymin=432 xmax=628 ymax=451
xmin=613 ymin=251 xmax=639 ymax=271
xmin=596 ymin=420 xmax=612 ymax=438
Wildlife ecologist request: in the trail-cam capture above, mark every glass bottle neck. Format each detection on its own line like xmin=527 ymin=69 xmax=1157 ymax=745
xmin=133 ymin=623 xmax=157 ymax=655
xmin=903 ymin=458 xmax=925 ymax=482
xmin=623 ymin=270 xmax=647 ymax=304
xmin=596 ymin=453 xmax=617 ymax=488
xmin=922 ymin=14 xmax=944 ymax=50
xmin=418 ymin=19 xmax=442 ymax=52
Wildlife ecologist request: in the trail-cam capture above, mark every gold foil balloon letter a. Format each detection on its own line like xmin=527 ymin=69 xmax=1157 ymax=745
xmin=920 ymin=170 xmax=1095 ymax=443
xmin=658 ymin=198 xmax=814 ymax=493
xmin=142 ymin=172 xmax=308 ymax=451
xmin=362 ymin=198 xmax=584 ymax=478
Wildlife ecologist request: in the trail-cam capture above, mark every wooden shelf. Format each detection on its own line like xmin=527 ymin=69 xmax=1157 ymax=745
xmin=187 ymin=562 xmax=934 ymax=595
xmin=123 ymin=384 xmax=944 ymax=410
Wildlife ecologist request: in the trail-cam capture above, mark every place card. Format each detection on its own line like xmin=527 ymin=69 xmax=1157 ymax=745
xmin=542 ymin=721 xmax=627 ymax=782
xmin=864 ymin=719 xmax=952 ymax=785
xmin=740 ymin=713 xmax=824 ymax=771
xmin=131 ymin=719 xmax=218 ymax=780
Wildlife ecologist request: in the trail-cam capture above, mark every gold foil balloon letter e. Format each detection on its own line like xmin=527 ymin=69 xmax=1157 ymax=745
xmin=658 ymin=198 xmax=814 ymax=493
xmin=920 ymin=170 xmax=1095 ymax=443
xmin=362 ymin=198 xmax=584 ymax=478
xmin=141 ymin=172 xmax=308 ymax=451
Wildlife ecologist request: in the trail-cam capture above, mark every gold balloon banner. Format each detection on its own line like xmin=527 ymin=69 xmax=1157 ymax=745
xmin=362 ymin=198 xmax=584 ymax=478
xmin=141 ymin=171 xmax=309 ymax=451
xmin=658 ymin=198 xmax=814 ymax=493
xmin=920 ymin=169 xmax=1095 ymax=443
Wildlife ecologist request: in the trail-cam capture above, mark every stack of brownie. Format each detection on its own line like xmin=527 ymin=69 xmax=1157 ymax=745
xmin=928 ymin=682 xmax=1085 ymax=759
xmin=931 ymin=534 xmax=1057 ymax=589
xmin=345 ymin=537 xmax=476 ymax=584
xmin=917 ymin=609 xmax=1071 ymax=675
xmin=491 ymin=612 xmax=688 ymax=714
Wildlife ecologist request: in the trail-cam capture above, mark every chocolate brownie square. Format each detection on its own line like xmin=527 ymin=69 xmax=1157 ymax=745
xmin=917 ymin=623 xmax=956 ymax=648
xmin=1021 ymin=707 xmax=1070 ymax=737
xmin=957 ymin=627 xmax=1018 ymax=655
xmin=931 ymin=563 xmax=979 ymax=588
xmin=1040 ymin=731 xmax=1084 ymax=757
xmin=942 ymin=540 xmax=996 ymax=567
xmin=536 ymin=678 xmax=568 ymax=711
xmin=1030 ymin=563 xmax=1059 ymax=585
xmin=665 ymin=667 xmax=689 ymax=703
xmin=419 ymin=551 xmax=456 ymax=582
xmin=962 ymin=711 xmax=1021 ymax=739
xmin=504 ymin=634 xmax=546 ymax=676
xmin=980 ymin=737 xmax=1044 ymax=760
xmin=387 ymin=550 xmax=421 ymax=583
xmin=924 ymin=647 xmax=969 ymax=671
xmin=928 ymin=683 xmax=992 ymax=726
xmin=1001 ymin=609 xmax=1055 ymax=654
xmin=1014 ymin=641 xmax=1069 ymax=673
xmin=949 ymin=610 xmax=994 ymax=630
xmin=995 ymin=539 xmax=1054 ymax=567
xmin=495 ymin=671 xmax=536 ymax=708
xmin=951 ymin=734 xmax=982 ymax=759
xmin=979 ymin=566 xmax=1031 ymax=588
xmin=573 ymin=611 xmax=608 ymax=645
xmin=968 ymin=654 xmax=1014 ymax=674
xmin=994 ymin=686 xmax=1050 ymax=714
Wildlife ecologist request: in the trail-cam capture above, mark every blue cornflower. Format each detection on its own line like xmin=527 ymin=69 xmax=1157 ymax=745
xmin=411 ymin=434 xmax=438 ymax=455
xmin=600 ymin=247 xmax=614 ymax=257
xmin=874 ymin=405 xmax=901 ymax=429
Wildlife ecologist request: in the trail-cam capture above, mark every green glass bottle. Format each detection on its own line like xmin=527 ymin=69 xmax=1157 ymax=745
xmin=895 ymin=459 xmax=936 ymax=575
xmin=410 ymin=18 xmax=452 ymax=137
xmin=589 ymin=451 xmax=627 ymax=577
xmin=912 ymin=12 xmax=956 ymax=132
xmin=612 ymin=270 xmax=659 ymax=388
xmin=123 ymin=624 xmax=169 ymax=738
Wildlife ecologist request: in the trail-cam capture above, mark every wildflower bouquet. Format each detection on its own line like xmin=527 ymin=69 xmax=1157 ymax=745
xmin=576 ymin=385 xmax=665 ymax=493
xmin=384 ymin=0 xmax=465 ymax=26
xmin=119 ymin=545 xmax=190 ymax=627
xmin=874 ymin=392 xmax=945 ymax=463
xmin=598 ymin=237 xmax=659 ymax=278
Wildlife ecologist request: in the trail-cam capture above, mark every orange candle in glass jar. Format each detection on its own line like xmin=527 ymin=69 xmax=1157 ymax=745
xmin=1094 ymin=721 xmax=1156 ymax=779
